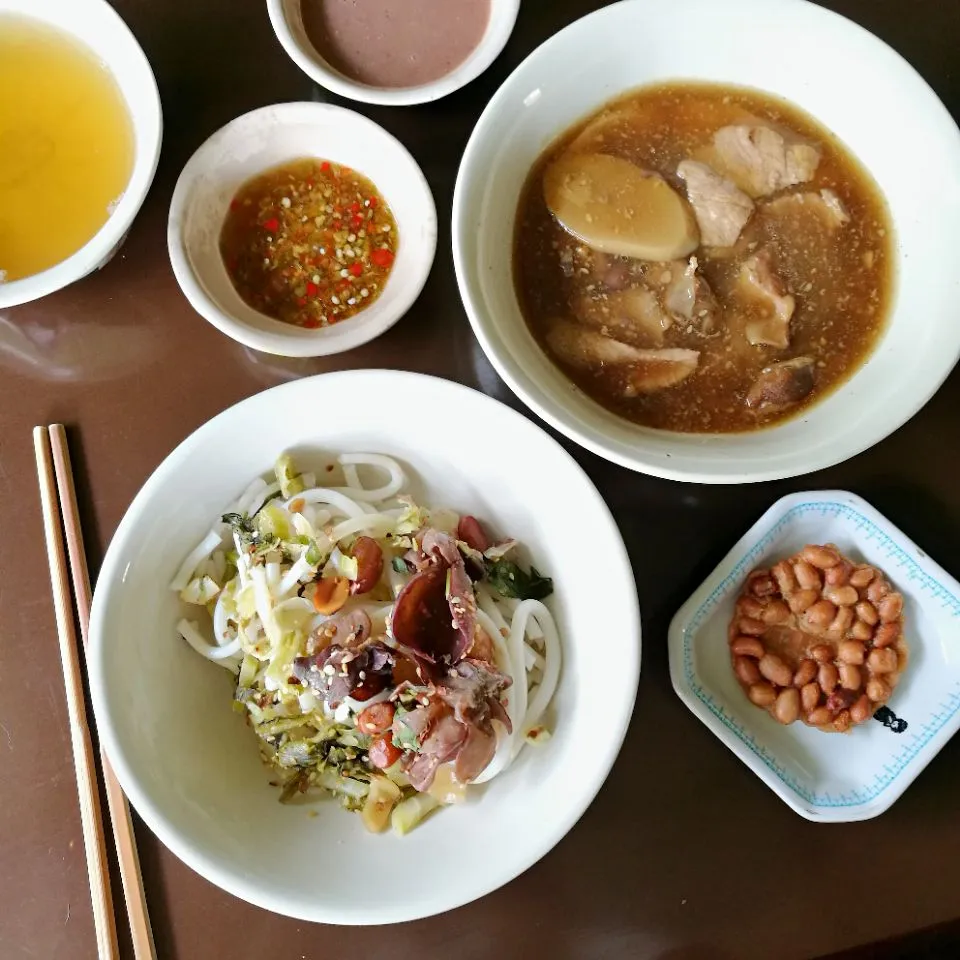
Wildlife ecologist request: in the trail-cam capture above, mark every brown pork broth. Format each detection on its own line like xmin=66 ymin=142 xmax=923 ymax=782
xmin=514 ymin=82 xmax=894 ymax=433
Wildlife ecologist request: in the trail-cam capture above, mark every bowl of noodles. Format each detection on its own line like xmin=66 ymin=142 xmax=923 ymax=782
xmin=87 ymin=369 xmax=640 ymax=924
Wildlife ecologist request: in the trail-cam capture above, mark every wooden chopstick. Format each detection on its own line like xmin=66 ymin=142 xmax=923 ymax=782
xmin=34 ymin=426 xmax=120 ymax=960
xmin=49 ymin=424 xmax=157 ymax=960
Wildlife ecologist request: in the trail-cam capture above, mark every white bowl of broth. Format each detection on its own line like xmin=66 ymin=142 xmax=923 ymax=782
xmin=266 ymin=0 xmax=519 ymax=106
xmin=0 ymin=0 xmax=161 ymax=308
xmin=452 ymin=0 xmax=960 ymax=483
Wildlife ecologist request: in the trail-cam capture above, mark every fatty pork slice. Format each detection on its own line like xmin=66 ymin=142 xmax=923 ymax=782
xmin=573 ymin=285 xmax=671 ymax=347
xmin=546 ymin=319 xmax=699 ymax=395
xmin=543 ymin=152 xmax=700 ymax=261
xmin=676 ymin=160 xmax=755 ymax=247
xmin=712 ymin=125 xmax=821 ymax=197
xmin=763 ymin=188 xmax=850 ymax=232
xmin=739 ymin=251 xmax=796 ymax=349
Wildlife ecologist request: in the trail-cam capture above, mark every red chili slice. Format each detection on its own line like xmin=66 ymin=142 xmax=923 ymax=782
xmin=348 ymin=262 xmax=363 ymax=277
xmin=262 ymin=217 xmax=279 ymax=233
xmin=371 ymin=248 xmax=394 ymax=268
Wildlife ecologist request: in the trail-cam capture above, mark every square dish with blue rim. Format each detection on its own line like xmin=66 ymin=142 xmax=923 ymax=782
xmin=668 ymin=490 xmax=960 ymax=822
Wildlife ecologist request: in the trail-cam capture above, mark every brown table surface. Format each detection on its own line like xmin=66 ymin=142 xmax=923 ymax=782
xmin=3 ymin=1 xmax=960 ymax=958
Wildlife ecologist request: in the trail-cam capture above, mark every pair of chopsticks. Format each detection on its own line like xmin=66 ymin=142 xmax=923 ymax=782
xmin=34 ymin=425 xmax=156 ymax=960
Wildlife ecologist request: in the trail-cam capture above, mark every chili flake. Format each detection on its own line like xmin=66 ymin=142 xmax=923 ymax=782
xmin=220 ymin=157 xmax=398 ymax=329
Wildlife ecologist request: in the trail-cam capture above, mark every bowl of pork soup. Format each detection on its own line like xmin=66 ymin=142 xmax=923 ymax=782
xmin=452 ymin=0 xmax=960 ymax=482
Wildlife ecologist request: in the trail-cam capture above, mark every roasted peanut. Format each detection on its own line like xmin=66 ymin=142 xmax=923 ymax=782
xmin=794 ymin=560 xmax=822 ymax=590
xmin=749 ymin=682 xmax=777 ymax=706
xmin=772 ymin=560 xmax=798 ymax=596
xmin=833 ymin=709 xmax=853 ymax=733
xmin=866 ymin=677 xmax=891 ymax=702
xmin=737 ymin=596 xmax=765 ymax=620
xmin=879 ymin=593 xmax=903 ymax=623
xmin=829 ymin=605 xmax=854 ymax=637
xmin=867 ymin=648 xmax=898 ymax=674
xmin=873 ymin=622 xmax=900 ymax=648
xmin=839 ymin=663 xmax=862 ymax=691
xmin=849 ymin=565 xmax=876 ymax=588
xmin=850 ymin=694 xmax=872 ymax=724
xmin=818 ymin=662 xmax=839 ymax=694
xmin=802 ymin=544 xmax=840 ymax=569
xmin=748 ymin=572 xmax=777 ymax=598
xmin=824 ymin=585 xmax=858 ymax=607
xmin=807 ymin=706 xmax=833 ymax=725
xmin=761 ymin=600 xmax=791 ymax=625
xmin=811 ymin=644 xmax=833 ymax=663
xmin=774 ymin=687 xmax=801 ymax=724
xmin=851 ymin=619 xmax=874 ymax=641
xmin=805 ymin=599 xmax=837 ymax=628
xmin=825 ymin=562 xmax=852 ymax=586
xmin=738 ymin=617 xmax=767 ymax=636
xmin=867 ymin=578 xmax=890 ymax=604
xmin=735 ymin=656 xmax=762 ymax=685
xmin=793 ymin=658 xmax=817 ymax=687
xmin=837 ymin=640 xmax=866 ymax=665
xmin=788 ymin=588 xmax=819 ymax=615
xmin=731 ymin=637 xmax=765 ymax=658
xmin=801 ymin=682 xmax=821 ymax=712
xmin=855 ymin=601 xmax=879 ymax=625
xmin=759 ymin=653 xmax=793 ymax=687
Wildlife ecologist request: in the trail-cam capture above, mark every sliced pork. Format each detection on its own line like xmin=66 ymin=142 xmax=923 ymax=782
xmin=763 ymin=188 xmax=850 ymax=231
xmin=676 ymin=160 xmax=755 ymax=247
xmin=573 ymin=286 xmax=671 ymax=347
xmin=746 ymin=357 xmax=816 ymax=412
xmin=713 ymin=125 xmax=821 ymax=197
xmin=739 ymin=252 xmax=796 ymax=349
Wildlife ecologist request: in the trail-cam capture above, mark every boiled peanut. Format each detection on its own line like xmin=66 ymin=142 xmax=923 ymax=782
xmin=867 ymin=648 xmax=898 ymax=674
xmin=825 ymin=562 xmax=852 ymax=586
xmin=867 ymin=677 xmax=891 ymax=702
xmin=851 ymin=619 xmax=874 ymax=641
xmin=850 ymin=694 xmax=872 ymax=724
xmin=824 ymin=585 xmax=858 ymax=607
xmin=849 ymin=565 xmax=876 ymax=588
xmin=811 ymin=644 xmax=833 ymax=663
xmin=867 ymin=578 xmax=890 ymax=604
xmin=759 ymin=653 xmax=793 ymax=687
xmin=855 ymin=601 xmax=878 ymax=625
xmin=731 ymin=636 xmax=765 ymax=658
xmin=749 ymin=682 xmax=777 ymax=706
xmin=834 ymin=709 xmax=853 ymax=733
xmin=774 ymin=687 xmax=801 ymax=724
xmin=807 ymin=706 xmax=833 ymax=725
xmin=873 ymin=622 xmax=900 ymax=648
xmin=737 ymin=596 xmax=765 ymax=619
xmin=738 ymin=617 xmax=767 ymax=636
xmin=794 ymin=560 xmax=822 ymax=590
xmin=793 ymin=658 xmax=817 ymax=687
xmin=879 ymin=593 xmax=903 ymax=623
xmin=801 ymin=682 xmax=821 ymax=713
xmin=829 ymin=605 xmax=854 ymax=636
xmin=818 ymin=662 xmax=839 ymax=694
xmin=802 ymin=544 xmax=841 ymax=569
xmin=788 ymin=589 xmax=819 ymax=614
xmin=761 ymin=600 xmax=791 ymax=625
xmin=748 ymin=572 xmax=777 ymax=598
xmin=839 ymin=663 xmax=862 ymax=691
xmin=837 ymin=640 xmax=866 ymax=665
xmin=735 ymin=656 xmax=762 ymax=685
xmin=805 ymin=599 xmax=837 ymax=628
xmin=772 ymin=560 xmax=798 ymax=595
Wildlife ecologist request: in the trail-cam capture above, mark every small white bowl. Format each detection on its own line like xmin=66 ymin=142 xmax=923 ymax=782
xmin=266 ymin=0 xmax=520 ymax=106
xmin=168 ymin=102 xmax=437 ymax=357
xmin=0 ymin=0 xmax=162 ymax=308
xmin=668 ymin=491 xmax=960 ymax=822
xmin=87 ymin=369 xmax=640 ymax=923
xmin=453 ymin=0 xmax=960 ymax=483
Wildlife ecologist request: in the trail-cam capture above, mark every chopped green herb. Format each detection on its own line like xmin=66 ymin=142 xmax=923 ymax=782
xmin=484 ymin=559 xmax=554 ymax=601
xmin=391 ymin=556 xmax=409 ymax=574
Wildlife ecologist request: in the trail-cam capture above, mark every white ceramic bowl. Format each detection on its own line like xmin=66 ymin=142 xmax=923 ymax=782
xmin=168 ymin=103 xmax=437 ymax=358
xmin=88 ymin=370 xmax=640 ymax=923
xmin=453 ymin=0 xmax=960 ymax=483
xmin=0 ymin=0 xmax=162 ymax=308
xmin=266 ymin=0 xmax=520 ymax=106
xmin=669 ymin=491 xmax=960 ymax=822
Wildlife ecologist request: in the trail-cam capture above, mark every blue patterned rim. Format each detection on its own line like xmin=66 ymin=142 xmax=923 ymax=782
xmin=682 ymin=499 xmax=960 ymax=809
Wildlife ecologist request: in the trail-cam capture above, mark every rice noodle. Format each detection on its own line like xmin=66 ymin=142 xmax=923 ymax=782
xmin=286 ymin=487 xmax=367 ymax=518
xmin=331 ymin=453 xmax=405 ymax=502
xmin=178 ymin=618 xmax=241 ymax=667
xmin=170 ymin=529 xmax=223 ymax=591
